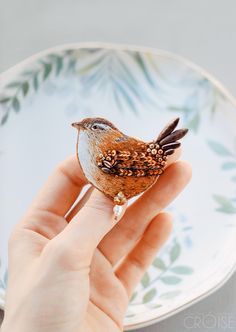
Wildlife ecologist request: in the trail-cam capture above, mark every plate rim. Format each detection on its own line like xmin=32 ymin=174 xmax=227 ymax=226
xmin=1 ymin=42 xmax=236 ymax=108
xmin=1 ymin=42 xmax=236 ymax=330
xmin=124 ymin=263 xmax=236 ymax=330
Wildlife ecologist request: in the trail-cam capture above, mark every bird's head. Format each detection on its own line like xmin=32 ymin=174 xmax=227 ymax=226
xmin=72 ymin=117 xmax=119 ymax=140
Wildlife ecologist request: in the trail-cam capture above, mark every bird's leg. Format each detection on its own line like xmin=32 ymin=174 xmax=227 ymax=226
xmin=113 ymin=192 xmax=127 ymax=221
xmin=114 ymin=191 xmax=127 ymax=205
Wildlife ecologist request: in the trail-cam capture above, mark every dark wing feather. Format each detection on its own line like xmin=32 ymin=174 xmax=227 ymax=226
xmin=157 ymin=117 xmax=179 ymax=141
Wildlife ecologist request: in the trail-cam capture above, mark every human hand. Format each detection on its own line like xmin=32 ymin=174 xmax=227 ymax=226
xmin=1 ymin=155 xmax=191 ymax=332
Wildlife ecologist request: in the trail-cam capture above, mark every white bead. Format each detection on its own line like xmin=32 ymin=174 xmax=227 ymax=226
xmin=113 ymin=205 xmax=123 ymax=221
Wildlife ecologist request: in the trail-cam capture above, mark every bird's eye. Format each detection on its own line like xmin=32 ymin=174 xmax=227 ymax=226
xmin=91 ymin=124 xmax=99 ymax=130
xmin=91 ymin=124 xmax=105 ymax=131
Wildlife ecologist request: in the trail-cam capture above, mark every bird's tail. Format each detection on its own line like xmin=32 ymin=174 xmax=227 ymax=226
xmin=156 ymin=118 xmax=188 ymax=156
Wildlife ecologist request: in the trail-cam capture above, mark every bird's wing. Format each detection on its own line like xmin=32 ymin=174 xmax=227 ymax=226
xmin=96 ymin=137 xmax=164 ymax=177
xmin=97 ymin=118 xmax=188 ymax=177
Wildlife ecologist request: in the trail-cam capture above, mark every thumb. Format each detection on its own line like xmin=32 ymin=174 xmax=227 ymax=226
xmin=48 ymin=190 xmax=126 ymax=267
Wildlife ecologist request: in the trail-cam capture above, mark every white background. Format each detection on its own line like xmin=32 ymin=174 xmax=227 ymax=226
xmin=1 ymin=1 xmax=236 ymax=331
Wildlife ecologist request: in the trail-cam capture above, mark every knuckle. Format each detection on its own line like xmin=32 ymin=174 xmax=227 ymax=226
xmin=130 ymin=255 xmax=145 ymax=271
xmin=46 ymin=238 xmax=90 ymax=268
xmin=117 ymin=223 xmax=138 ymax=242
xmin=142 ymin=237 xmax=159 ymax=252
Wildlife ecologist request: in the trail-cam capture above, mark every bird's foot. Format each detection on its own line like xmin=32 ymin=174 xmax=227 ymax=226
xmin=114 ymin=191 xmax=127 ymax=206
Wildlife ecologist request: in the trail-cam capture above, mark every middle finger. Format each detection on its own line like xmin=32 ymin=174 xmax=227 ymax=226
xmin=98 ymin=160 xmax=191 ymax=265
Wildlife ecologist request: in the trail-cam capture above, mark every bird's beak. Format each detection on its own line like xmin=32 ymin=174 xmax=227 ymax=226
xmin=71 ymin=122 xmax=83 ymax=130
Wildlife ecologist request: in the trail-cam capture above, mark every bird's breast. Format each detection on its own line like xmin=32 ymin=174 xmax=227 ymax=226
xmin=77 ymin=131 xmax=99 ymax=184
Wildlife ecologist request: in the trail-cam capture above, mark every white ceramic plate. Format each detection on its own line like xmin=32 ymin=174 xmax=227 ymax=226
xmin=0 ymin=43 xmax=236 ymax=331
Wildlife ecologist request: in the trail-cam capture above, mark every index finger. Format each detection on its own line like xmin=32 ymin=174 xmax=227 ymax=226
xmin=27 ymin=155 xmax=87 ymax=217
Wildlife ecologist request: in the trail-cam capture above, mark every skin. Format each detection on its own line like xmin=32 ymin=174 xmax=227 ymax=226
xmin=1 ymin=154 xmax=191 ymax=332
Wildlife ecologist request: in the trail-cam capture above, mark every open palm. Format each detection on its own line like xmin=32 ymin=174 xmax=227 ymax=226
xmin=2 ymin=156 xmax=191 ymax=332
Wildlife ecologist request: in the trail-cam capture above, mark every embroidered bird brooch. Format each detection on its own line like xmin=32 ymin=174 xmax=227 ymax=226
xmin=72 ymin=117 xmax=188 ymax=207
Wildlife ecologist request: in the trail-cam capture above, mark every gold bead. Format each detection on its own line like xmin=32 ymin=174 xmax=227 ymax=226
xmin=114 ymin=193 xmax=127 ymax=205
xmin=151 ymin=148 xmax=157 ymax=155
xmin=158 ymin=149 xmax=163 ymax=155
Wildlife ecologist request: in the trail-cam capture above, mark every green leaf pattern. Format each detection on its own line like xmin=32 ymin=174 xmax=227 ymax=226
xmin=0 ymin=48 xmax=224 ymax=129
xmin=170 ymin=242 xmax=181 ymax=263
xmin=0 ymin=50 xmax=77 ymax=125
xmin=208 ymin=140 xmax=232 ymax=157
xmin=168 ymin=79 xmax=224 ymax=133
xmin=160 ymin=276 xmax=182 ymax=285
xmin=143 ymin=288 xmax=157 ymax=303
xmin=0 ymin=49 xmax=131 ymax=121
xmin=152 ymin=257 xmax=166 ymax=270
xmin=141 ymin=272 xmax=150 ymax=288
xmin=170 ymin=266 xmax=194 ymax=275
xmin=208 ymin=140 xmax=236 ymax=214
xmin=130 ymin=239 xmax=193 ymax=306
